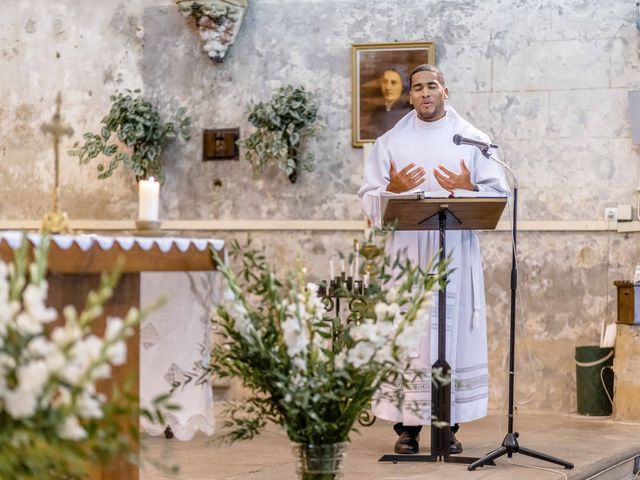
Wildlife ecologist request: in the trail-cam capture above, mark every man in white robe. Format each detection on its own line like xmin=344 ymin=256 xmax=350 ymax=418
xmin=358 ymin=64 xmax=508 ymax=454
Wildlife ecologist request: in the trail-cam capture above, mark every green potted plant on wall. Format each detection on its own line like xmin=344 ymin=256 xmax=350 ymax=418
xmin=240 ymin=85 xmax=320 ymax=183
xmin=68 ymin=90 xmax=191 ymax=184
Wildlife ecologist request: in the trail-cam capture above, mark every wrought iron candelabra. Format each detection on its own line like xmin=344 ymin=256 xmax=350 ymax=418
xmin=319 ymin=272 xmax=376 ymax=427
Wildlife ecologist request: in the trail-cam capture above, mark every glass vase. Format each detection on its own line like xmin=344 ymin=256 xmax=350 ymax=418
xmin=291 ymin=441 xmax=347 ymax=480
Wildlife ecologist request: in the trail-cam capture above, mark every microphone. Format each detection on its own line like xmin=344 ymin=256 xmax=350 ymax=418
xmin=452 ymin=134 xmax=498 ymax=150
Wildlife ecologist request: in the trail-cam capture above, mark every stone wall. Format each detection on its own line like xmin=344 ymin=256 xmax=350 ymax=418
xmin=1 ymin=0 xmax=639 ymax=414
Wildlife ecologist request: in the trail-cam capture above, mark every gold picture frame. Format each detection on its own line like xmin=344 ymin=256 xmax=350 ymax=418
xmin=352 ymin=42 xmax=435 ymax=147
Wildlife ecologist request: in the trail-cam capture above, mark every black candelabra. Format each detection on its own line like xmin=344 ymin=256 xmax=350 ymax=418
xmin=319 ymin=270 xmax=376 ymax=427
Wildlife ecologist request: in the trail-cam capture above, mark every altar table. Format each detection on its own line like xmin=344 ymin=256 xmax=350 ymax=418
xmin=0 ymin=232 xmax=224 ymax=480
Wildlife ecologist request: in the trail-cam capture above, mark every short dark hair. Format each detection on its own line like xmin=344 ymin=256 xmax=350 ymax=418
xmin=409 ymin=64 xmax=445 ymax=87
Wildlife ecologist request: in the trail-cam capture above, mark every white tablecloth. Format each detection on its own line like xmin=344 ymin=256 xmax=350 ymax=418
xmin=140 ymin=271 xmax=224 ymax=440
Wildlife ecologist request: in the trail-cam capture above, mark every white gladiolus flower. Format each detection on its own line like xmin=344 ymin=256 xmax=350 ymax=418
xmin=62 ymin=305 xmax=78 ymax=323
xmin=22 ymin=284 xmax=57 ymax=324
xmin=374 ymin=302 xmax=388 ymax=320
xmin=91 ymin=363 xmax=111 ymax=381
xmin=60 ymin=363 xmax=83 ymax=386
xmin=16 ymin=360 xmax=49 ymax=395
xmin=45 ymin=350 xmax=66 ymax=374
xmin=26 ymin=336 xmax=52 ymax=357
xmin=386 ymin=287 xmax=399 ymax=303
xmin=346 ymin=341 xmax=376 ymax=368
xmin=387 ymin=303 xmax=400 ymax=319
xmin=334 ymin=351 xmax=346 ymax=369
xmin=231 ymin=306 xmax=253 ymax=339
xmin=374 ymin=344 xmax=394 ymax=364
xmin=107 ymin=340 xmax=127 ymax=366
xmin=4 ymin=388 xmax=38 ymax=419
xmin=306 ymin=282 xmax=319 ymax=294
xmin=222 ymin=288 xmax=235 ymax=302
xmin=104 ymin=316 xmax=124 ymax=342
xmin=51 ymin=323 xmax=82 ymax=348
xmin=291 ymin=356 xmax=306 ymax=370
xmin=53 ymin=386 xmax=72 ymax=408
xmin=15 ymin=312 xmax=43 ymax=336
xmin=58 ymin=415 xmax=87 ymax=441
xmin=77 ymin=391 xmax=103 ymax=419
xmin=0 ymin=353 xmax=16 ymax=370
xmin=395 ymin=327 xmax=421 ymax=358
xmin=282 ymin=316 xmax=308 ymax=360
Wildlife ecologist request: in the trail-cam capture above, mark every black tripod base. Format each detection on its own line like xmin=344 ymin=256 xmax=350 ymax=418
xmin=468 ymin=432 xmax=574 ymax=471
xmin=379 ymin=454 xmax=494 ymax=465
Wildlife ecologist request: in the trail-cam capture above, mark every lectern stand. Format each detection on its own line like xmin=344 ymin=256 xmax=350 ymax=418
xmin=378 ymin=196 xmax=506 ymax=465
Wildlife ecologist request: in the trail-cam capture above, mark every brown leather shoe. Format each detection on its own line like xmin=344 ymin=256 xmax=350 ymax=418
xmin=450 ymin=430 xmax=463 ymax=454
xmin=394 ymin=430 xmax=420 ymax=454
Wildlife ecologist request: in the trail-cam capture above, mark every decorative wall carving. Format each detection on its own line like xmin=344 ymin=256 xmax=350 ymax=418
xmin=176 ymin=0 xmax=248 ymax=62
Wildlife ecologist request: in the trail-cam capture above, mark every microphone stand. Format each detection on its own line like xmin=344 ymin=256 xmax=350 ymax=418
xmin=468 ymin=147 xmax=574 ymax=471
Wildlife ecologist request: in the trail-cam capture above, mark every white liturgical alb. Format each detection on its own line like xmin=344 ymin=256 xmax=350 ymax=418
xmin=359 ymin=106 xmax=509 ymax=425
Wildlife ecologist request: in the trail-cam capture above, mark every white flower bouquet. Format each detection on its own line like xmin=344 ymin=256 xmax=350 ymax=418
xmin=0 ymin=236 xmax=166 ymax=479
xmin=209 ymin=235 xmax=445 ymax=446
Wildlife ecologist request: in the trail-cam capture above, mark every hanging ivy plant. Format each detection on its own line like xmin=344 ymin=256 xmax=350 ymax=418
xmin=239 ymin=85 xmax=320 ymax=183
xmin=68 ymin=90 xmax=191 ymax=183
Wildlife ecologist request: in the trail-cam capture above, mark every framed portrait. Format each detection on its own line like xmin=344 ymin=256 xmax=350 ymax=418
xmin=352 ymin=42 xmax=435 ymax=147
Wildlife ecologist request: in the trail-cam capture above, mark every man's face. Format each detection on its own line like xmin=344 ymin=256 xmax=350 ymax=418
xmin=409 ymin=70 xmax=448 ymax=122
xmin=381 ymin=70 xmax=403 ymax=104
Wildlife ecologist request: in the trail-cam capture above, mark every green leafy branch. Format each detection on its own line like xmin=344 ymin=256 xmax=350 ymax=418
xmin=68 ymin=90 xmax=191 ymax=183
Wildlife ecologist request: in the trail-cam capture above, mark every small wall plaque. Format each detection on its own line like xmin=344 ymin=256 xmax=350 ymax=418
xmin=203 ymin=128 xmax=239 ymax=161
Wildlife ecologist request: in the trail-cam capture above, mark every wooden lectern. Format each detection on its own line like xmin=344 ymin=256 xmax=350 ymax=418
xmin=0 ymin=234 xmax=223 ymax=480
xmin=379 ymin=196 xmax=506 ymax=464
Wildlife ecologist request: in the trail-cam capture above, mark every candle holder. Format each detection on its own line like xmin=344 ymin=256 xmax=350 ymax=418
xmin=318 ymin=274 xmax=375 ymax=427
xmin=135 ymin=220 xmax=162 ymax=231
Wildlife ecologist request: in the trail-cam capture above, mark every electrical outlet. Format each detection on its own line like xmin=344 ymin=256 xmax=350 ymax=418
xmin=604 ymin=207 xmax=618 ymax=221
xmin=617 ymin=204 xmax=633 ymax=221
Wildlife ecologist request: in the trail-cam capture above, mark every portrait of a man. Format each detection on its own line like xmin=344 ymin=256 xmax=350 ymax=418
xmin=352 ymin=42 xmax=435 ymax=146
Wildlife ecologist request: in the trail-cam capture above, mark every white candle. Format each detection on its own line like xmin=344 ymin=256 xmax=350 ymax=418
xmin=138 ymin=177 xmax=160 ymax=221
xmin=364 ymin=272 xmax=370 ymax=289
xmin=355 ymin=251 xmax=360 ymax=281
xmin=349 ymin=262 xmax=354 ymax=279
xmin=340 ymin=259 xmax=346 ymax=276
xmin=330 ymin=259 xmax=335 ymax=280
xmin=363 ymin=142 xmax=374 ymax=165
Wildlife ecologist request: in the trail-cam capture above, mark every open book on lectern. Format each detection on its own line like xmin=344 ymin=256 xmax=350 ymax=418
xmin=379 ymin=189 xmax=508 ymax=227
